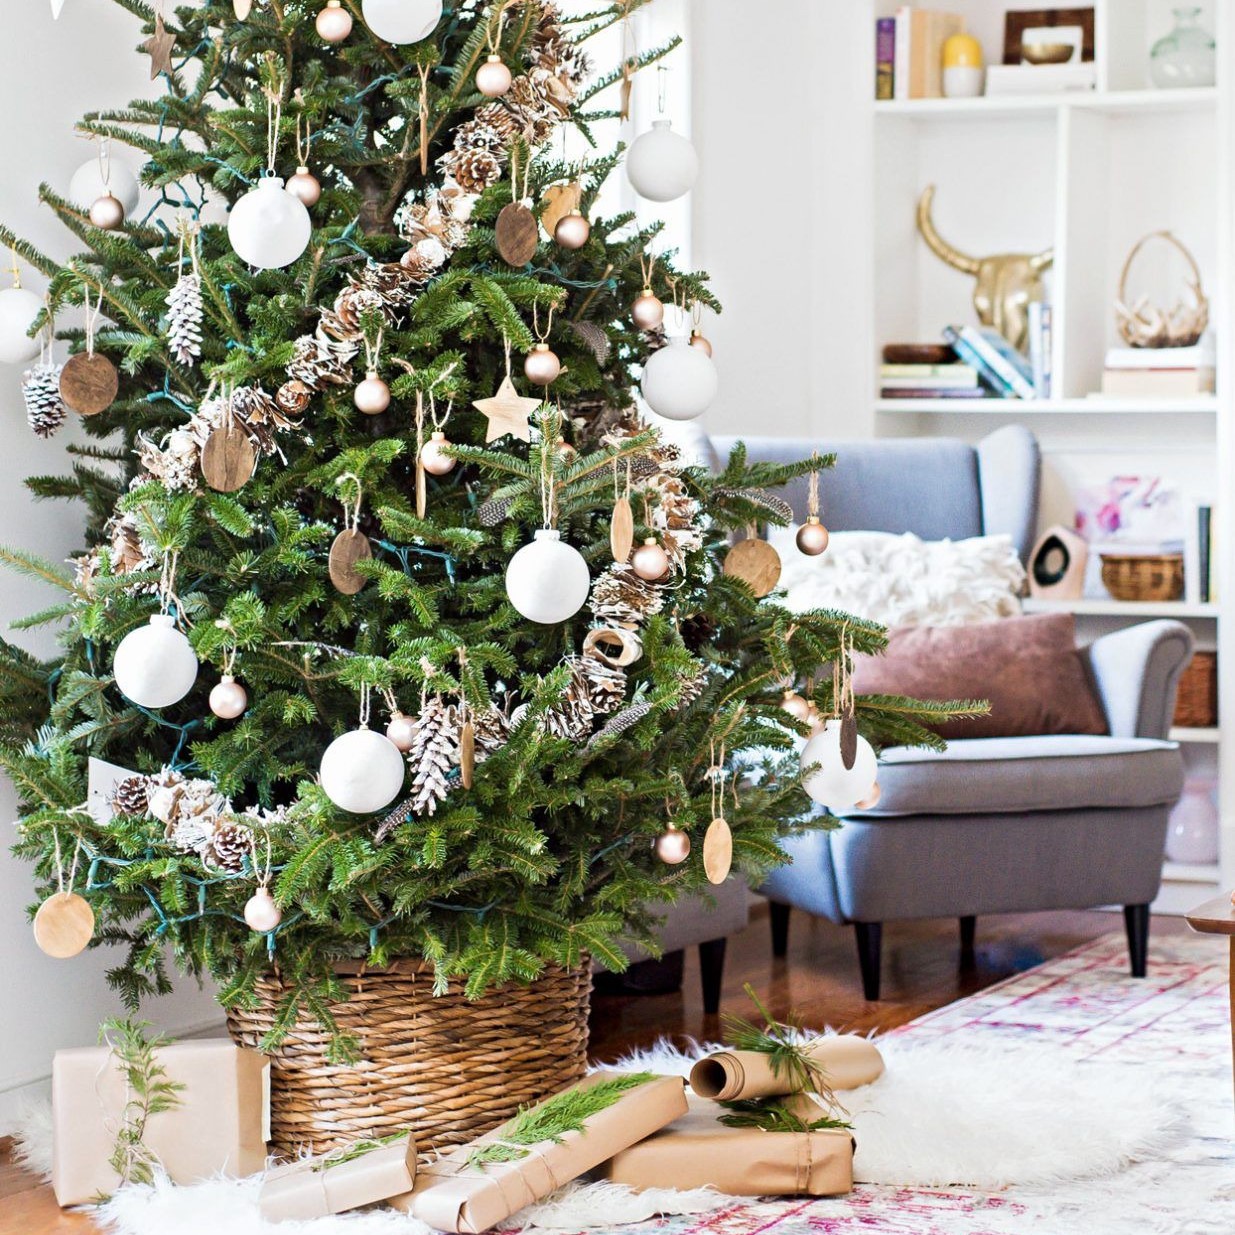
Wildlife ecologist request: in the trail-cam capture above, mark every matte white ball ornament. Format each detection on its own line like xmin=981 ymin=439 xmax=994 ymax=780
xmin=0 ymin=287 xmax=44 ymax=365
xmin=320 ymin=726 xmax=406 ymax=813
xmin=505 ymin=529 xmax=590 ymax=625
xmin=625 ymin=120 xmax=699 ymax=203
xmin=69 ymin=157 xmax=140 ymax=216
xmin=640 ymin=335 xmax=718 ymax=421
xmin=244 ymin=887 xmax=282 ymax=933
xmin=113 ymin=613 xmax=199 ymax=709
xmin=227 ymin=176 xmax=311 ymax=270
xmin=800 ymin=719 xmax=879 ymax=812
xmin=362 ymin=0 xmax=441 ymax=43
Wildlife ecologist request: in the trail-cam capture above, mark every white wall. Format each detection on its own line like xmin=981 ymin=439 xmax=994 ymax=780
xmin=0 ymin=1 xmax=221 ymax=1134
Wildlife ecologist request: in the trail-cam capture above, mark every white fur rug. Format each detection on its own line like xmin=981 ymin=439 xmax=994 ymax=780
xmin=15 ymin=1033 xmax=1182 ymax=1232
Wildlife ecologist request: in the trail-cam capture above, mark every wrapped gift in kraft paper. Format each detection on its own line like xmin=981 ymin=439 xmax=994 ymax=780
xmin=601 ymin=1094 xmax=855 ymax=1197
xmin=52 ymin=1040 xmax=269 ymax=1207
xmin=688 ymin=1034 xmax=884 ymax=1102
xmin=389 ymin=1073 xmax=687 ymax=1233
xmin=259 ymin=1134 xmax=416 ymax=1222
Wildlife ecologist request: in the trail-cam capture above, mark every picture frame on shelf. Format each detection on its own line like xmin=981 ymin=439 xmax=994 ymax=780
xmin=1003 ymin=8 xmax=1095 ymax=66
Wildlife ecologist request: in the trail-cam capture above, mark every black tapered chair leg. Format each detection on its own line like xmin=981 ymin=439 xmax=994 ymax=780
xmin=698 ymin=937 xmax=727 ymax=1015
xmin=960 ymin=914 xmax=977 ymax=962
xmin=1124 ymin=903 xmax=1150 ymax=978
xmin=770 ymin=901 xmax=791 ymax=958
xmin=854 ymin=921 xmax=883 ymax=1001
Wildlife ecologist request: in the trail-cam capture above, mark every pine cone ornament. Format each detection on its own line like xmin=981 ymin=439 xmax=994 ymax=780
xmin=22 ymin=362 xmax=66 ymax=440
xmin=332 ymin=285 xmax=385 ymax=337
xmin=166 ymin=272 xmax=203 ymax=367
xmin=276 ymin=379 xmax=313 ymax=416
xmin=111 ymin=774 xmax=152 ymax=817
xmin=472 ymin=702 xmax=512 ymax=756
xmin=201 ymin=818 xmax=254 ymax=872
xmin=545 ymin=662 xmax=596 ymax=741
xmin=443 ymin=148 xmax=503 ymax=194
xmin=399 ymin=245 xmax=440 ymax=285
xmin=108 ymin=512 xmax=157 ymax=575
xmin=138 ymin=429 xmax=200 ymax=491
xmin=287 ymin=333 xmax=358 ymax=389
xmin=231 ymin=385 xmax=297 ymax=453
xmin=590 ymin=564 xmax=665 ymax=627
xmin=359 ymin=261 xmax=417 ymax=311
xmin=576 ymin=653 xmax=626 ymax=715
xmin=453 ymin=120 xmax=506 ymax=154
xmin=407 ymin=696 xmax=458 ymax=817
xmin=475 ymin=102 xmax=521 ymax=143
xmin=676 ymin=661 xmax=708 ymax=708
xmin=163 ymin=777 xmax=227 ymax=853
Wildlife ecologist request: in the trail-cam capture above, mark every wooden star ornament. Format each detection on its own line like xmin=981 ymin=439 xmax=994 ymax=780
xmin=142 ymin=14 xmax=177 ymax=80
xmin=473 ymin=377 xmax=541 ymax=444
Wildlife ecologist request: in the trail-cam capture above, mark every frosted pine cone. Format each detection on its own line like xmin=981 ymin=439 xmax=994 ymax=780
xmin=590 ymin=564 xmax=665 ymax=627
xmin=23 ymin=362 xmax=66 ymax=439
xmin=442 ymin=148 xmax=503 ymax=194
xmin=166 ymin=272 xmax=203 ymax=367
xmin=201 ymin=818 xmax=254 ymax=872
xmin=111 ymin=774 xmax=152 ymax=817
xmin=576 ymin=653 xmax=626 ymax=715
xmin=358 ymin=262 xmax=417 ymax=312
xmin=163 ymin=777 xmax=227 ymax=853
xmin=287 ymin=333 xmax=357 ymax=389
xmin=453 ymin=120 xmax=505 ymax=154
xmin=137 ymin=428 xmax=200 ymax=491
xmin=276 ymin=379 xmax=312 ymax=416
xmin=407 ymin=696 xmax=458 ymax=817
xmin=108 ymin=511 xmax=158 ymax=575
xmin=472 ymin=701 xmax=512 ymax=756
xmin=475 ymin=102 xmax=521 ymax=143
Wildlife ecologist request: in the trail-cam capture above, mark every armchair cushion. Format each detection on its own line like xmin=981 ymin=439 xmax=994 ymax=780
xmin=858 ymin=734 xmax=1183 ymax=817
xmin=852 ymin=613 xmax=1108 ymax=739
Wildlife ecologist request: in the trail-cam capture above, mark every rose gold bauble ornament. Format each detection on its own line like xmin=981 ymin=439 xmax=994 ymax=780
xmin=386 ymin=711 xmax=417 ymax=752
xmin=286 ymin=166 xmax=322 ymax=207
xmin=554 ymin=209 xmax=590 ymax=250
xmin=631 ymin=537 xmax=670 ymax=582
xmin=244 ymin=887 xmax=282 ymax=932
xmin=476 ymin=54 xmax=513 ymax=98
xmin=524 ymin=342 xmax=561 ymax=386
xmin=654 ymin=824 xmax=691 ymax=865
xmin=89 ymin=192 xmax=125 ymax=230
xmin=781 ymin=689 xmax=811 ymax=722
xmin=209 ymin=674 xmax=248 ymax=720
xmin=689 ymin=328 xmax=713 ymax=357
xmin=631 ymin=287 xmax=664 ymax=330
xmin=420 ymin=430 xmax=456 ymax=476
xmin=855 ymin=782 xmax=882 ymax=811
xmin=796 ymin=516 xmax=830 ymax=557
xmin=316 ymin=0 xmax=353 ymax=41
xmin=806 ymin=701 xmax=826 ymax=736
xmin=354 ymin=371 xmax=391 ymax=415
xmin=556 ymin=436 xmax=577 ymax=462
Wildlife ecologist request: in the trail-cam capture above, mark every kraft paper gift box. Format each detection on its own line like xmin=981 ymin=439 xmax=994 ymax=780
xmin=688 ymin=1034 xmax=884 ymax=1102
xmin=600 ymin=1094 xmax=855 ymax=1197
xmin=259 ymin=1135 xmax=416 ymax=1222
xmin=388 ymin=1072 xmax=688 ymax=1233
xmin=52 ymin=1039 xmax=269 ymax=1207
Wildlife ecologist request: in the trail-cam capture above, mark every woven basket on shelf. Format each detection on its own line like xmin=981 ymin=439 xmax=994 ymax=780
xmin=226 ymin=960 xmax=591 ymax=1159
xmin=1099 ymin=553 xmax=1184 ymax=603
xmin=1174 ymin=651 xmax=1218 ymax=728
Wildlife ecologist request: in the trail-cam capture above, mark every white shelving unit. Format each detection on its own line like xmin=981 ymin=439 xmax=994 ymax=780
xmin=869 ymin=0 xmax=1230 ymax=909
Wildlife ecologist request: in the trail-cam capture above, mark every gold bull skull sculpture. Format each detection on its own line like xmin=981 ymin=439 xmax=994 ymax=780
xmin=916 ymin=185 xmax=1053 ymax=353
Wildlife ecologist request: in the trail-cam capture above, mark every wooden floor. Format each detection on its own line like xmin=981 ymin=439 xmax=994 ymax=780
xmin=1 ymin=905 xmax=1184 ymax=1235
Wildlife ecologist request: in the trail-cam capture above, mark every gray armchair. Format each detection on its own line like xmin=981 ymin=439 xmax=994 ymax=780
xmin=715 ymin=427 xmax=1192 ymax=999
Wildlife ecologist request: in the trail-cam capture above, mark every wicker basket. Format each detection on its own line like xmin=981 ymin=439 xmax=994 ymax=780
xmin=1099 ymin=553 xmax=1184 ymax=603
xmin=1174 ymin=650 xmax=1218 ymax=728
xmin=226 ymin=960 xmax=591 ymax=1159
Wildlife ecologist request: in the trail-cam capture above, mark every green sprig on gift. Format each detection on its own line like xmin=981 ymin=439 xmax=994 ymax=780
xmin=716 ymin=1100 xmax=851 ymax=1135
xmin=467 ymin=1073 xmax=660 ymax=1168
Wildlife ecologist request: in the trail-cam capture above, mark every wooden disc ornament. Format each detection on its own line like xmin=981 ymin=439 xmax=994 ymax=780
xmin=329 ymin=529 xmax=371 ymax=595
xmin=840 ymin=710 xmax=858 ymax=772
xmin=703 ymin=817 xmax=733 ymax=885
xmin=495 ymin=202 xmax=539 ymax=267
xmin=610 ymin=460 xmax=634 ymax=563
xmin=723 ymin=534 xmax=782 ymax=598
xmin=201 ymin=423 xmax=257 ymax=492
xmin=60 ymin=351 xmax=119 ymax=417
xmin=33 ymin=891 xmax=95 ymax=959
xmin=460 ymin=717 xmax=475 ymax=789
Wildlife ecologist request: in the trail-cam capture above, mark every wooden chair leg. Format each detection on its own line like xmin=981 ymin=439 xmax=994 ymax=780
xmin=854 ymin=921 xmax=883 ymax=1001
xmin=1124 ymin=903 xmax=1150 ymax=978
xmin=698 ymin=937 xmax=727 ymax=1015
xmin=770 ymin=901 xmax=790 ymax=958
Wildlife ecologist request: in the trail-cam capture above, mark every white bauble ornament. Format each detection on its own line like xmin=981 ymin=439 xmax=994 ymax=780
xmin=320 ymin=726 xmax=406 ymax=813
xmin=386 ymin=712 xmax=417 ymax=752
xmin=113 ymin=613 xmax=199 ymax=709
xmin=244 ymin=887 xmax=282 ymax=933
xmin=227 ymin=176 xmax=311 ymax=270
xmin=0 ymin=287 xmax=44 ymax=365
xmin=640 ymin=335 xmax=718 ymax=421
xmin=800 ymin=719 xmax=879 ymax=812
xmin=362 ymin=0 xmax=441 ymax=43
xmin=505 ymin=529 xmax=590 ymax=625
xmin=625 ymin=120 xmax=699 ymax=202
xmin=69 ymin=157 xmax=140 ymax=217
xmin=209 ymin=674 xmax=248 ymax=719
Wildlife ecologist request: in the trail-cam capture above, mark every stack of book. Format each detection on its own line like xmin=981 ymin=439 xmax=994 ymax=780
xmin=880 ymin=361 xmax=983 ymax=400
xmin=1099 ymin=341 xmax=1216 ymax=399
xmin=943 ymin=324 xmax=1039 ymax=399
xmin=876 ymin=8 xmax=965 ymax=100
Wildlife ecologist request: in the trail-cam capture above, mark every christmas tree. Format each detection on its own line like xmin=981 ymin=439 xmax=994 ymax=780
xmin=0 ymin=0 xmax=966 ymax=1047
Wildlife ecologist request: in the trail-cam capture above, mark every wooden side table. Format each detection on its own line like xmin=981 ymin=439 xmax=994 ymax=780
xmin=1186 ymin=895 xmax=1235 ymax=1105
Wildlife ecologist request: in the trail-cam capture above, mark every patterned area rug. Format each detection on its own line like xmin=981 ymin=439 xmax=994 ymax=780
xmin=560 ymin=931 xmax=1235 ymax=1235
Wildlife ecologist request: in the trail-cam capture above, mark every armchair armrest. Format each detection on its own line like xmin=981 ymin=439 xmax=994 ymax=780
xmin=1083 ymin=619 xmax=1194 ymax=739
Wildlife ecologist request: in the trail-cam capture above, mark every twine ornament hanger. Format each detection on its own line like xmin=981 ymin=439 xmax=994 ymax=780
xmin=61 ymin=278 xmax=119 ymax=416
xmin=328 ymin=472 xmax=372 ymax=594
xmin=537 ymin=407 xmax=560 ymax=530
xmin=262 ymin=72 xmax=285 ymax=178
xmin=618 ymin=1 xmax=638 ymax=119
xmin=703 ymin=739 xmax=734 ymax=885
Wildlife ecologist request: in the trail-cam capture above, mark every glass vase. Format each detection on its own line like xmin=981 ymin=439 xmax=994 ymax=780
xmin=1150 ymin=7 xmax=1217 ymax=89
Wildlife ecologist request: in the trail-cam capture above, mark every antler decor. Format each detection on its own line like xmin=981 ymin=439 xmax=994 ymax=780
xmin=1114 ymin=230 xmax=1209 ymax=349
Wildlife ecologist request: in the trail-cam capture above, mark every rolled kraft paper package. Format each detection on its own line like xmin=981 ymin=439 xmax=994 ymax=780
xmin=688 ymin=1035 xmax=884 ymax=1102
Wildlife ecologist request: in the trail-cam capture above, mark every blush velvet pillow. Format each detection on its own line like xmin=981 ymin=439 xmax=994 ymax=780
xmin=852 ymin=612 xmax=1109 ymax=740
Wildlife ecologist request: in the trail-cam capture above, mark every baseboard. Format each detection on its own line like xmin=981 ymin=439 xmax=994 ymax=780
xmin=0 ymin=1015 xmax=228 ymax=1138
